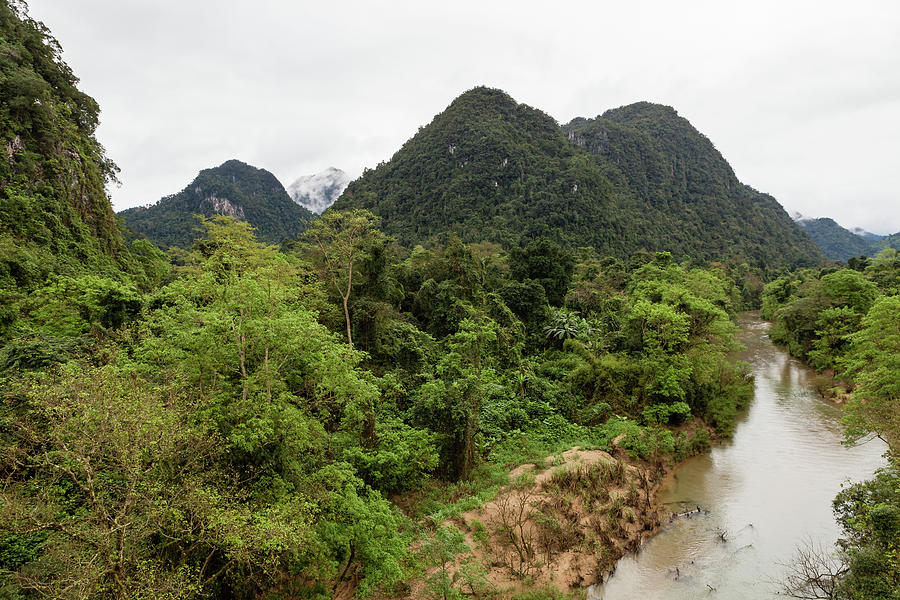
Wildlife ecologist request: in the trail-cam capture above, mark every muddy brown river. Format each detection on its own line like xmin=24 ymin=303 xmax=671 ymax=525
xmin=588 ymin=313 xmax=887 ymax=599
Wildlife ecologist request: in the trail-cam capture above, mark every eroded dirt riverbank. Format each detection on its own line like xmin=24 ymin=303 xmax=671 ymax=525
xmin=397 ymin=446 xmax=676 ymax=598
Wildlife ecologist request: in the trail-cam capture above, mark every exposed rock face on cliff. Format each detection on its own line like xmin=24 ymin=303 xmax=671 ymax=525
xmin=1 ymin=1 xmax=131 ymax=288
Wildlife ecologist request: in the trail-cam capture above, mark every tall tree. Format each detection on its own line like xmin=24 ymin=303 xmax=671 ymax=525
xmin=304 ymin=210 xmax=383 ymax=348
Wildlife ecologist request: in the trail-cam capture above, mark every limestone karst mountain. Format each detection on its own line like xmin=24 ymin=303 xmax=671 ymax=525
xmin=1 ymin=1 xmax=133 ymax=288
xmin=119 ymin=159 xmax=312 ymax=249
xmin=333 ymin=87 xmax=824 ymax=270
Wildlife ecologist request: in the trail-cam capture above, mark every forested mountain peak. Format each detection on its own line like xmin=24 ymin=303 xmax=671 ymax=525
xmin=796 ymin=217 xmax=874 ymax=261
xmin=601 ymin=100 xmax=682 ymax=122
xmin=566 ymin=100 xmax=738 ymax=193
xmin=849 ymin=226 xmax=884 ymax=241
xmin=119 ymin=158 xmax=312 ymax=248
xmin=334 ymin=87 xmax=824 ymax=270
xmin=333 ymin=85 xmax=584 ymax=246
xmin=871 ymin=230 xmax=900 ymax=254
xmin=795 ymin=217 xmax=900 ymax=261
xmin=439 ymin=85 xmax=563 ymax=140
xmin=446 ymin=84 xmax=514 ymax=107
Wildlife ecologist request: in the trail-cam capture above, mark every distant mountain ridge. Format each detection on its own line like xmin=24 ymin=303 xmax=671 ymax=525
xmin=333 ymin=86 xmax=824 ymax=270
xmin=791 ymin=212 xmax=884 ymax=242
xmin=850 ymin=226 xmax=884 ymax=241
xmin=795 ymin=217 xmax=876 ymax=261
xmin=794 ymin=215 xmax=897 ymax=261
xmin=871 ymin=231 xmax=900 ymax=254
xmin=119 ymin=159 xmax=312 ymax=249
xmin=287 ymin=167 xmax=351 ymax=214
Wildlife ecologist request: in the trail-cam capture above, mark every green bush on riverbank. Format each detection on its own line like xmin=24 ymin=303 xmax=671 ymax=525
xmin=762 ymin=255 xmax=900 ymax=598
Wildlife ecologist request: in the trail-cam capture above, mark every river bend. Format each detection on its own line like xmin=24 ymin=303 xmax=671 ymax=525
xmin=589 ymin=313 xmax=887 ymax=599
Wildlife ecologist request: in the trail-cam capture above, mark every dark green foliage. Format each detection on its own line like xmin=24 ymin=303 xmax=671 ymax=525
xmin=409 ymin=314 xmax=510 ymax=480
xmin=1 ymin=219 xmax=410 ymax=599
xmin=0 ymin=2 xmax=119 ymax=248
xmin=509 ymin=236 xmax=574 ymax=306
xmin=334 ymin=86 xmax=824 ymax=271
xmin=565 ymin=103 xmax=823 ymax=270
xmin=869 ymin=230 xmax=900 ymax=255
xmin=535 ymin=253 xmax=752 ymax=437
xmin=336 ymin=87 xmax=602 ymax=248
xmin=500 ymin=279 xmax=549 ymax=325
xmin=119 ymin=159 xmax=312 ymax=248
xmin=0 ymin=532 xmax=45 ymax=571
xmin=342 ymin=418 xmax=438 ymax=494
xmin=797 ymin=217 xmax=879 ymax=262
xmin=863 ymin=249 xmax=900 ymax=294
xmin=831 ymin=467 xmax=900 ymax=599
xmin=840 ymin=294 xmax=900 ymax=450
xmin=0 ymin=2 xmax=169 ymax=392
xmin=763 ymin=268 xmax=879 ymax=370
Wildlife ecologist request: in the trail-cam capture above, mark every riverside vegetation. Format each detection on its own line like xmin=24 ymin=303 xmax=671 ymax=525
xmin=762 ymin=251 xmax=900 ymax=599
xmin=1 ymin=2 xmax=896 ymax=599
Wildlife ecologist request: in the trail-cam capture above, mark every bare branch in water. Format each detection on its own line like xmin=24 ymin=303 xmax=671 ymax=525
xmin=778 ymin=539 xmax=847 ymax=599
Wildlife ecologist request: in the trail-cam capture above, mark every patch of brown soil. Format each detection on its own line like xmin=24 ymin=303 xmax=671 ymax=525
xmin=402 ymin=447 xmax=668 ymax=598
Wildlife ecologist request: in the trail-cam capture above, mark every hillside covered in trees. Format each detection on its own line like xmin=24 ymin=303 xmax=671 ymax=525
xmin=797 ymin=217 xmax=880 ymax=261
xmin=796 ymin=217 xmax=900 ymax=262
xmin=119 ymin=159 xmax=313 ymax=248
xmin=2 ymin=4 xmax=897 ymax=600
xmin=871 ymin=230 xmax=900 ymax=255
xmin=0 ymin=1 xmax=163 ymax=295
xmin=334 ymin=87 xmax=825 ymax=271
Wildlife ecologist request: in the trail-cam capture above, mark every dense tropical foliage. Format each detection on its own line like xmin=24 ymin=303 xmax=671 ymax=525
xmin=1 ymin=208 xmax=756 ymax=598
xmin=0 ymin=0 xmax=164 ymax=298
xmin=797 ymin=218 xmax=883 ymax=262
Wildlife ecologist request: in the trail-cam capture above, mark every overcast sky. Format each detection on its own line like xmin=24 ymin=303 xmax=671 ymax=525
xmin=24 ymin=0 xmax=900 ymax=234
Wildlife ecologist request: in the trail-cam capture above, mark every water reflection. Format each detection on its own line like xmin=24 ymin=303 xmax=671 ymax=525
xmin=588 ymin=313 xmax=886 ymax=600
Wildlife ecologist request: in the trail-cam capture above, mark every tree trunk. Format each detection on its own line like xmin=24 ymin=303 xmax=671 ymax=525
xmin=343 ymin=296 xmax=353 ymax=348
xmin=460 ymin=409 xmax=476 ymax=480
